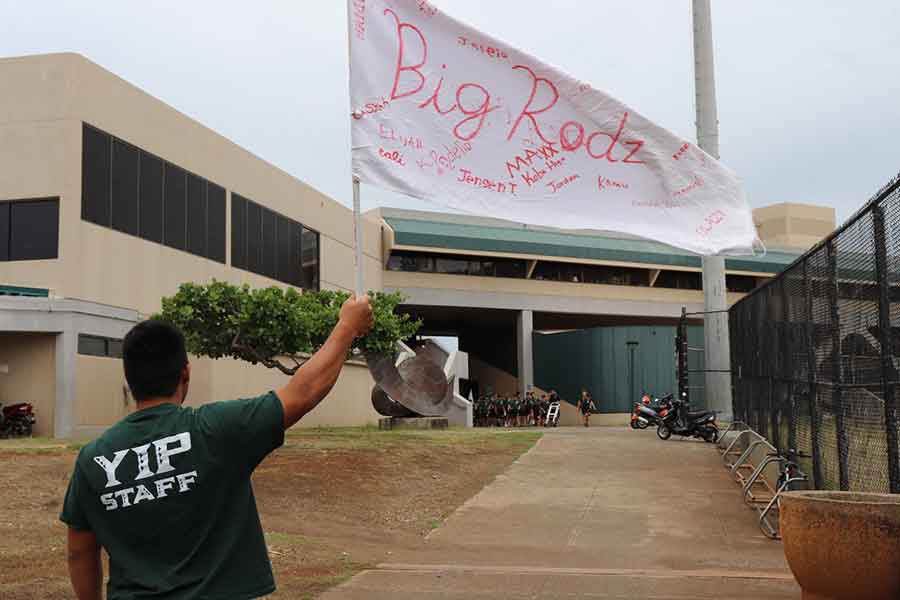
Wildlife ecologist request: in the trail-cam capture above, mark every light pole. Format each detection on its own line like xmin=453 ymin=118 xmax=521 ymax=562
xmin=692 ymin=0 xmax=732 ymax=419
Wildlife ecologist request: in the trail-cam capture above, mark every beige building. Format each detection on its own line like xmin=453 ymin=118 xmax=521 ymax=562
xmin=0 ymin=53 xmax=836 ymax=437
xmin=0 ymin=53 xmax=383 ymax=438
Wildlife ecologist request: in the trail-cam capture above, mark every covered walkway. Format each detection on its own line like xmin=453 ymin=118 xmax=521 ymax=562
xmin=323 ymin=428 xmax=799 ymax=599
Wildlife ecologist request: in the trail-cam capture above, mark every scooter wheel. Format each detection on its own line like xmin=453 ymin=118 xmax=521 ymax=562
xmin=630 ymin=420 xmax=639 ymax=430
xmin=704 ymin=426 xmax=719 ymax=444
xmin=657 ymin=424 xmax=672 ymax=440
xmin=637 ymin=420 xmax=649 ymax=430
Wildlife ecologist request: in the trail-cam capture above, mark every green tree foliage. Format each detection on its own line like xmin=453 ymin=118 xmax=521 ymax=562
xmin=156 ymin=281 xmax=421 ymax=375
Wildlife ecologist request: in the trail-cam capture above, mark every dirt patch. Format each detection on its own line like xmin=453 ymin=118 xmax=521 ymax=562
xmin=0 ymin=428 xmax=539 ymax=599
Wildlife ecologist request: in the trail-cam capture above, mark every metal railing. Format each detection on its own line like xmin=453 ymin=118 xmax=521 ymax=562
xmin=730 ymin=171 xmax=900 ymax=494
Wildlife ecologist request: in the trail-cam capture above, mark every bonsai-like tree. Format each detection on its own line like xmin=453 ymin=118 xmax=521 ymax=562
xmin=156 ymin=281 xmax=421 ymax=375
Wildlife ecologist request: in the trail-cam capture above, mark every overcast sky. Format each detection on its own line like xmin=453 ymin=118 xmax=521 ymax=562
xmin=2 ymin=0 xmax=898 ymax=224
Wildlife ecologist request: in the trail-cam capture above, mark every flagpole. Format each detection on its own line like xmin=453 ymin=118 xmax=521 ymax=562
xmin=693 ymin=0 xmax=732 ymax=420
xmin=352 ymin=176 xmax=365 ymax=298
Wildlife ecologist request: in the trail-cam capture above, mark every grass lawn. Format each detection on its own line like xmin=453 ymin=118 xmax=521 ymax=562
xmin=0 ymin=427 xmax=540 ymax=600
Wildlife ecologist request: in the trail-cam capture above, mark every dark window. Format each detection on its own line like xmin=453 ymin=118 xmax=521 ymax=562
xmin=533 ymin=262 xmax=561 ymax=281
xmin=186 ymin=174 xmax=207 ymax=258
xmin=277 ymin=215 xmax=291 ymax=283
xmin=207 ymin=184 xmax=226 ymax=264
xmin=9 ymin=199 xmax=59 ymax=261
xmin=231 ymin=193 xmax=247 ymax=269
xmin=289 ymin=221 xmax=303 ymax=286
xmin=435 ymin=256 xmax=469 ymax=275
xmin=0 ymin=203 xmax=8 ymax=261
xmin=495 ymin=258 xmax=526 ymax=278
xmin=301 ymin=227 xmax=319 ymax=290
xmin=262 ymin=208 xmax=277 ymax=279
xmin=656 ymin=270 xmax=702 ymax=290
xmin=480 ymin=260 xmax=496 ymax=277
xmin=163 ymin=163 xmax=186 ymax=251
xmin=139 ymin=151 xmax=164 ymax=243
xmin=110 ymin=139 xmax=139 ymax=236
xmin=82 ymin=124 xmax=111 ymax=226
xmin=246 ymin=200 xmax=261 ymax=273
xmin=77 ymin=335 xmax=123 ymax=358
xmin=727 ymin=274 xmax=757 ymax=293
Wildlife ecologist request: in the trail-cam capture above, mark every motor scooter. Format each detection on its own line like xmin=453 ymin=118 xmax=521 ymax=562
xmin=630 ymin=393 xmax=673 ymax=429
xmin=656 ymin=396 xmax=718 ymax=443
xmin=0 ymin=403 xmax=36 ymax=438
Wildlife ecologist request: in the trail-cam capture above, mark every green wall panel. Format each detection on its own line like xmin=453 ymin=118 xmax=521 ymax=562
xmin=534 ymin=325 xmax=705 ymax=413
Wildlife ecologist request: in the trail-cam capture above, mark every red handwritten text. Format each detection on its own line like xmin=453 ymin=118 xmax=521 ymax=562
xmin=508 ymin=66 xmax=646 ymax=165
xmin=673 ymin=175 xmax=704 ymax=198
xmin=379 ymin=148 xmax=406 ymax=166
xmin=378 ymin=124 xmax=424 ymax=151
xmin=457 ymin=169 xmax=518 ymax=195
xmin=697 ymin=210 xmax=726 ymax=237
xmin=353 ymin=97 xmax=390 ymax=120
xmin=416 ymin=0 xmax=438 ymax=17
xmin=386 ymin=9 xmax=498 ymax=141
xmin=352 ymin=0 xmax=367 ymax=40
xmin=598 ymin=176 xmax=630 ymax=191
xmin=505 ymin=142 xmax=560 ymax=178
xmin=547 ymin=174 xmax=580 ymax=194
xmin=672 ymin=143 xmax=689 ymax=161
xmin=458 ymin=36 xmax=509 ymax=60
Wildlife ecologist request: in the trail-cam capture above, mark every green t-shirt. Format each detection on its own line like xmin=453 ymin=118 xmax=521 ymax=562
xmin=60 ymin=392 xmax=285 ymax=600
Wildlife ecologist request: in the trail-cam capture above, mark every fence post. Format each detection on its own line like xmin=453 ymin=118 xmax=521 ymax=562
xmin=872 ymin=205 xmax=900 ymax=493
xmin=767 ymin=287 xmax=778 ymax=448
xmin=781 ymin=278 xmax=797 ymax=451
xmin=827 ymin=241 xmax=850 ymax=490
xmin=803 ymin=260 xmax=824 ymax=489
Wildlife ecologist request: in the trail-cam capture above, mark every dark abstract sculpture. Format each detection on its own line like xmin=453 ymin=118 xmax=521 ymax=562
xmin=368 ymin=340 xmax=456 ymax=418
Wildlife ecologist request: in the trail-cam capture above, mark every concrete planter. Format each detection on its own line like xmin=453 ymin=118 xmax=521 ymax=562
xmin=780 ymin=491 xmax=900 ymax=600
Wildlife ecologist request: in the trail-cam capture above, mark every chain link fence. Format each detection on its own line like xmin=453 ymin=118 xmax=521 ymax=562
xmin=730 ymin=172 xmax=900 ymax=494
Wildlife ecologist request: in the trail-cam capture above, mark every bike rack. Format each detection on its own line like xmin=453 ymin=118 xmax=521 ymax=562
xmin=723 ymin=429 xmax=766 ymax=469
xmin=741 ymin=451 xmax=781 ymax=506
xmin=716 ymin=421 xmax=748 ymax=452
xmin=758 ymin=469 xmax=809 ymax=540
xmin=729 ymin=439 xmax=773 ymax=484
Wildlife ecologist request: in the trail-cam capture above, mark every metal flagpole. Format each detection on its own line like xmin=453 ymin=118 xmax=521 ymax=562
xmin=352 ymin=176 xmax=365 ymax=297
xmin=692 ymin=0 xmax=733 ymax=420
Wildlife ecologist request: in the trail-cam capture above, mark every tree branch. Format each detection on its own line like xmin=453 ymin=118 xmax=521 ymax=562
xmin=232 ymin=333 xmax=300 ymax=376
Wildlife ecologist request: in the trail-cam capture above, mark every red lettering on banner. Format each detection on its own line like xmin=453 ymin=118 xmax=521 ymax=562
xmin=378 ymin=148 xmax=406 ymax=166
xmin=547 ymin=174 xmax=580 ymax=194
xmin=598 ymin=176 xmax=630 ymax=191
xmin=387 ymin=9 xmax=498 ymax=142
xmin=505 ymin=142 xmax=560 ymax=179
xmin=697 ymin=210 xmax=726 ymax=237
xmin=352 ymin=0 xmax=367 ymax=40
xmin=673 ymin=175 xmax=704 ymax=198
xmin=672 ymin=143 xmax=690 ymax=161
xmin=506 ymin=65 xmax=559 ymax=145
xmin=457 ymin=36 xmax=509 ymax=60
xmin=457 ymin=169 xmax=518 ymax=195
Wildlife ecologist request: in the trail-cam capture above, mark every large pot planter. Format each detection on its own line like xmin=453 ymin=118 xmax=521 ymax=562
xmin=780 ymin=491 xmax=900 ymax=600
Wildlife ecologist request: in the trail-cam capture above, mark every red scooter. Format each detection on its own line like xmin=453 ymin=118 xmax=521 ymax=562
xmin=0 ymin=403 xmax=36 ymax=438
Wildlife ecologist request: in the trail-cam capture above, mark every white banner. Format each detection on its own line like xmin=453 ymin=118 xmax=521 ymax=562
xmin=349 ymin=0 xmax=759 ymax=255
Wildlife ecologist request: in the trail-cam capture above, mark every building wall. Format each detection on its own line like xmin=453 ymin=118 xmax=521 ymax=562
xmin=386 ymin=270 xmax=749 ymax=313
xmin=0 ymin=54 xmax=384 ymax=436
xmin=753 ymin=203 xmax=836 ymax=251
xmin=0 ymin=333 xmax=56 ymax=436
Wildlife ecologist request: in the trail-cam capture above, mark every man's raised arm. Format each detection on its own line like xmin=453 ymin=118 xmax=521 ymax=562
xmin=276 ymin=295 xmax=374 ymax=428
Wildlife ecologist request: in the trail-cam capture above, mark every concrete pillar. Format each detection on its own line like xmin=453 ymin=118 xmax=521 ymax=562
xmin=54 ymin=328 xmax=77 ymax=438
xmin=516 ymin=310 xmax=534 ymax=399
xmin=702 ymin=257 xmax=733 ymax=419
xmin=693 ymin=0 xmax=733 ymax=420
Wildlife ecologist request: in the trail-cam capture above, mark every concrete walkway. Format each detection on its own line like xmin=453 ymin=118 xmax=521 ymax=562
xmin=322 ymin=428 xmax=799 ymax=599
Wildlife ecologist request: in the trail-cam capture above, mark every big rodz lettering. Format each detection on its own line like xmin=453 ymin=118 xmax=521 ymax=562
xmin=348 ymin=0 xmax=760 ymax=255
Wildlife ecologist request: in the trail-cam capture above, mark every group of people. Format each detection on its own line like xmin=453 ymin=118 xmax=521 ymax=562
xmin=474 ymin=389 xmax=599 ymax=428
xmin=474 ymin=390 xmax=559 ymax=427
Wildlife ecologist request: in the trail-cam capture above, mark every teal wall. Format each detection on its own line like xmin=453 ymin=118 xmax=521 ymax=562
xmin=534 ymin=325 xmax=705 ymax=413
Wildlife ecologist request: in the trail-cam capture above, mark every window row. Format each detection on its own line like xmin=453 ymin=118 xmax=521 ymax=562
xmin=231 ymin=194 xmax=320 ymax=290
xmin=0 ymin=198 xmax=59 ymax=262
xmin=386 ymin=251 xmax=761 ymax=293
xmin=82 ymin=123 xmax=226 ymax=263
xmin=78 ymin=334 xmax=124 ymax=358
xmin=387 ymin=251 xmax=527 ymax=279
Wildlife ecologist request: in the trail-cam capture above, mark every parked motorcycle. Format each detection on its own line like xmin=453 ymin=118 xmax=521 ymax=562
xmin=656 ymin=396 xmax=718 ymax=443
xmin=630 ymin=392 xmax=673 ymax=429
xmin=0 ymin=403 xmax=36 ymax=438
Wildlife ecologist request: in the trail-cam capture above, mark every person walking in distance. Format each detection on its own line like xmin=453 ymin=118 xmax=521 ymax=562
xmin=60 ymin=295 xmax=374 ymax=600
xmin=577 ymin=389 xmax=597 ymax=427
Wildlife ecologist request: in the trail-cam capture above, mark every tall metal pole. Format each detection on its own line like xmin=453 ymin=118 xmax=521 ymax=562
xmin=692 ymin=0 xmax=732 ymax=419
xmin=352 ymin=176 xmax=365 ymax=297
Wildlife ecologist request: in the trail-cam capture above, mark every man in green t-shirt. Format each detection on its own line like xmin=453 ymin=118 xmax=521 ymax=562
xmin=60 ymin=295 xmax=374 ymax=600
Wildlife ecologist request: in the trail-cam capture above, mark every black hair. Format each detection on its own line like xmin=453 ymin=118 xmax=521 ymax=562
xmin=123 ymin=320 xmax=188 ymax=402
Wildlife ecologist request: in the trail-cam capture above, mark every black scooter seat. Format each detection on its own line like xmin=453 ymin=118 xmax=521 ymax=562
xmin=686 ymin=410 xmax=715 ymax=421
